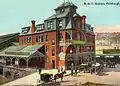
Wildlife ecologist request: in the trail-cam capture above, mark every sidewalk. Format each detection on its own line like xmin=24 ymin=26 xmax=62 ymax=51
xmin=2 ymin=69 xmax=71 ymax=86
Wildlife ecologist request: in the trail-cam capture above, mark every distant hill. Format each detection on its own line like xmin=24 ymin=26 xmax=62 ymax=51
xmin=95 ymin=32 xmax=120 ymax=54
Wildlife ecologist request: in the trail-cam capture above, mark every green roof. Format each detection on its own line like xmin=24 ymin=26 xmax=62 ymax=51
xmin=0 ymin=45 xmax=44 ymax=58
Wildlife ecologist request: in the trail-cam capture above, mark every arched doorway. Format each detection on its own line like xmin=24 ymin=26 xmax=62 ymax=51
xmin=12 ymin=57 xmax=17 ymax=66
xmin=5 ymin=71 xmax=11 ymax=78
xmin=19 ymin=58 xmax=26 ymax=68
xmin=6 ymin=57 xmax=11 ymax=65
xmin=65 ymin=45 xmax=76 ymax=69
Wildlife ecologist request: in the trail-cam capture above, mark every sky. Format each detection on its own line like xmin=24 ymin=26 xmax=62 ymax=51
xmin=0 ymin=0 xmax=120 ymax=34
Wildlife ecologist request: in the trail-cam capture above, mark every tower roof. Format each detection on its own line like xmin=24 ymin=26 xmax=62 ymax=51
xmin=55 ymin=1 xmax=78 ymax=11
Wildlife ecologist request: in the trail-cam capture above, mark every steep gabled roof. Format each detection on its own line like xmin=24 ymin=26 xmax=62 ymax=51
xmin=55 ymin=2 xmax=78 ymax=10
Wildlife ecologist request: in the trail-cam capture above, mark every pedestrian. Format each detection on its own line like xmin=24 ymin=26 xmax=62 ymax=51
xmin=61 ymin=67 xmax=63 ymax=73
xmin=58 ymin=67 xmax=60 ymax=73
xmin=75 ymin=66 xmax=77 ymax=76
xmin=71 ymin=63 xmax=74 ymax=76
xmin=39 ymin=68 xmax=42 ymax=75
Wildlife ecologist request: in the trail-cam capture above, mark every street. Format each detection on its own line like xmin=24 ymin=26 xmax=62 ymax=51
xmin=43 ymin=64 xmax=120 ymax=86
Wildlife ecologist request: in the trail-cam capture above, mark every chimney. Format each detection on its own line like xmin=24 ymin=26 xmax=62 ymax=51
xmin=31 ymin=20 xmax=36 ymax=33
xmin=82 ymin=15 xmax=86 ymax=24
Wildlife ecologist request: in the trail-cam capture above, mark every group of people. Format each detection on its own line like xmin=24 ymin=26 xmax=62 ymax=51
xmin=71 ymin=63 xmax=79 ymax=76
xmin=69 ymin=61 xmax=105 ymax=76
xmin=106 ymin=60 xmax=116 ymax=68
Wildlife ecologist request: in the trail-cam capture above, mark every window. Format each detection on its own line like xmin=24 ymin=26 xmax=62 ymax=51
xmin=52 ymin=39 xmax=55 ymax=45
xmin=50 ymin=22 xmax=53 ymax=29
xmin=27 ymin=37 xmax=31 ymax=43
xmin=45 ymin=46 xmax=48 ymax=52
xmin=52 ymin=49 xmax=55 ymax=56
xmin=59 ymin=20 xmax=63 ymax=28
xmin=36 ymin=36 xmax=44 ymax=42
xmin=36 ymin=25 xmax=44 ymax=32
xmin=47 ymin=22 xmax=53 ymax=29
xmin=47 ymin=22 xmax=51 ymax=29
xmin=22 ymin=28 xmax=29 ymax=33
xmin=36 ymin=36 xmax=40 ymax=42
xmin=41 ymin=36 xmax=43 ymax=42
xmin=46 ymin=34 xmax=48 ymax=42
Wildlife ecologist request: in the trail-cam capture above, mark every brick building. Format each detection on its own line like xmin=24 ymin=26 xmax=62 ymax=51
xmin=18 ymin=1 xmax=95 ymax=69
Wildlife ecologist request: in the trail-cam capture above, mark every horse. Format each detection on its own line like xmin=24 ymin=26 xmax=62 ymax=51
xmin=54 ymin=71 xmax=66 ymax=82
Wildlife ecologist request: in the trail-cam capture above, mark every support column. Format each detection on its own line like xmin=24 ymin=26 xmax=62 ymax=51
xmin=10 ymin=57 xmax=12 ymax=66
xmin=26 ymin=59 xmax=28 ymax=70
xmin=3 ymin=57 xmax=6 ymax=66
xmin=15 ymin=58 xmax=19 ymax=68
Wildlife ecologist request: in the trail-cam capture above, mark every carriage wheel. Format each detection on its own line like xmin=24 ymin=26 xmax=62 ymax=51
xmin=37 ymin=78 xmax=41 ymax=85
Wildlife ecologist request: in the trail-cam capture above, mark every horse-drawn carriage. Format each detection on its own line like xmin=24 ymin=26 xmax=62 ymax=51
xmin=37 ymin=73 xmax=54 ymax=85
xmin=37 ymin=71 xmax=66 ymax=85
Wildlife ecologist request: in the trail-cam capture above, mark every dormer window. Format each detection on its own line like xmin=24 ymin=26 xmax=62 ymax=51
xmin=47 ymin=22 xmax=51 ymax=29
xmin=60 ymin=9 xmax=64 ymax=13
xmin=59 ymin=19 xmax=63 ymax=28
xmin=47 ymin=22 xmax=53 ymax=29
xmin=36 ymin=25 xmax=44 ymax=32
xmin=21 ymin=27 xmax=29 ymax=33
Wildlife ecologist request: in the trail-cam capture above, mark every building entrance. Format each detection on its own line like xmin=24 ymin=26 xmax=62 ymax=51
xmin=0 ymin=66 xmax=3 ymax=75
xmin=52 ymin=60 xmax=55 ymax=68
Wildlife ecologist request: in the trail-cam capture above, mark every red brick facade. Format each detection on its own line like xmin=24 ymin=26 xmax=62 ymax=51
xmin=19 ymin=2 xmax=95 ymax=69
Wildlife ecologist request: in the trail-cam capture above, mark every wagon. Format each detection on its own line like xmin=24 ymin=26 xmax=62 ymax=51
xmin=37 ymin=73 xmax=54 ymax=85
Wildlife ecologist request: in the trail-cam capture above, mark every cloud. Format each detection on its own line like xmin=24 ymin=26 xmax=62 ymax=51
xmin=94 ymin=25 xmax=120 ymax=33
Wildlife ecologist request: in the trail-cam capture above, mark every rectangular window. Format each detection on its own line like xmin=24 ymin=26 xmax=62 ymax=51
xmin=47 ymin=22 xmax=51 ymax=29
xmin=45 ymin=46 xmax=48 ymax=52
xmin=46 ymin=34 xmax=48 ymax=42
xmin=52 ymin=49 xmax=55 ymax=56
xmin=36 ymin=36 xmax=43 ymax=42
xmin=47 ymin=22 xmax=53 ymax=29
xmin=41 ymin=36 xmax=43 ymax=42
xmin=36 ymin=25 xmax=44 ymax=32
xmin=59 ymin=20 xmax=63 ymax=28
xmin=27 ymin=37 xmax=31 ymax=43
xmin=36 ymin=36 xmax=40 ymax=42
xmin=50 ymin=22 xmax=53 ymax=29
xmin=22 ymin=28 xmax=29 ymax=33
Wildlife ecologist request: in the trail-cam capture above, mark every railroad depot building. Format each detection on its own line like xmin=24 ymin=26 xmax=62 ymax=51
xmin=0 ymin=2 xmax=95 ymax=69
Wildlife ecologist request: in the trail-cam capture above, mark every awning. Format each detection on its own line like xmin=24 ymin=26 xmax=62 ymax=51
xmin=72 ymin=40 xmax=86 ymax=45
